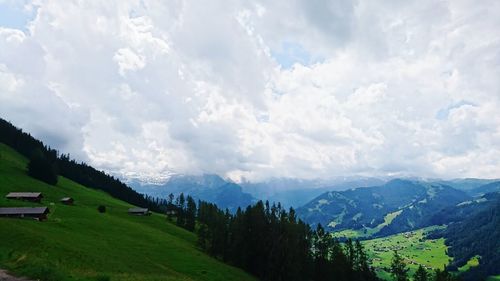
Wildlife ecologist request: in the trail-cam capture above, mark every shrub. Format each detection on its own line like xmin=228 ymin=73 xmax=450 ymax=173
xmin=97 ymin=205 xmax=106 ymax=213
xmin=95 ymin=275 xmax=111 ymax=281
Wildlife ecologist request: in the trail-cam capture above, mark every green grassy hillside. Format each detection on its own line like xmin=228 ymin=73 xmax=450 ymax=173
xmin=0 ymin=143 xmax=256 ymax=281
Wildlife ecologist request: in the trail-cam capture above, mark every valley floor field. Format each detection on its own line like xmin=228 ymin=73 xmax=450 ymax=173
xmin=361 ymin=227 xmax=450 ymax=280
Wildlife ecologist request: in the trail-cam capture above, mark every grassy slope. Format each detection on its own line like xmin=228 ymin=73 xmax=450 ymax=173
xmin=0 ymin=143 xmax=256 ymax=281
xmin=458 ymin=256 xmax=480 ymax=273
xmin=362 ymin=227 xmax=450 ymax=280
xmin=458 ymin=256 xmax=500 ymax=281
xmin=331 ymin=210 xmax=403 ymax=239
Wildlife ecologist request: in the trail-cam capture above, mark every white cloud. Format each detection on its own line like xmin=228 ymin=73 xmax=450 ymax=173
xmin=113 ymin=48 xmax=146 ymax=76
xmin=0 ymin=0 xmax=499 ymax=182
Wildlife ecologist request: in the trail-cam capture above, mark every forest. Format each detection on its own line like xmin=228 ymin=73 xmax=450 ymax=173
xmin=168 ymin=194 xmax=378 ymax=281
xmin=169 ymin=193 xmax=462 ymax=281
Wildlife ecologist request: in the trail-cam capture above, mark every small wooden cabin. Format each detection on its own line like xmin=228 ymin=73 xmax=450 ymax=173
xmin=0 ymin=207 xmax=49 ymax=221
xmin=166 ymin=205 xmax=178 ymax=216
xmin=6 ymin=192 xmax=43 ymax=202
xmin=166 ymin=209 xmax=177 ymax=216
xmin=60 ymin=197 xmax=74 ymax=205
xmin=128 ymin=208 xmax=151 ymax=216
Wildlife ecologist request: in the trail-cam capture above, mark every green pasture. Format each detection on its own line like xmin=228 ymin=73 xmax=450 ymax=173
xmin=0 ymin=143 xmax=255 ymax=281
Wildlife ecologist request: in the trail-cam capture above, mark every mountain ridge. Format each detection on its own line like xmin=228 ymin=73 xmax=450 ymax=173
xmin=297 ymin=179 xmax=471 ymax=237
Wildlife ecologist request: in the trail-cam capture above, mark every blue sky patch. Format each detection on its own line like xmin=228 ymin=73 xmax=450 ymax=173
xmin=0 ymin=2 xmax=36 ymax=32
xmin=271 ymin=41 xmax=323 ymax=69
xmin=436 ymin=100 xmax=476 ymax=120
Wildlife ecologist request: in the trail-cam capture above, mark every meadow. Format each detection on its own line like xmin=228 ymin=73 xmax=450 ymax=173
xmin=331 ymin=210 xmax=403 ymax=239
xmin=0 ymin=143 xmax=255 ymax=281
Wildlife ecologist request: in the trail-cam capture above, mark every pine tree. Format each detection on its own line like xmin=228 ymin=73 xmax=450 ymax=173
xmin=354 ymin=239 xmax=377 ymax=280
xmin=197 ymin=223 xmax=208 ymax=249
xmin=414 ymin=265 xmax=428 ymax=281
xmin=433 ymin=267 xmax=457 ymax=281
xmin=166 ymin=193 xmax=175 ymax=220
xmin=313 ymin=224 xmax=332 ymax=281
xmin=354 ymin=240 xmax=368 ymax=271
xmin=176 ymin=193 xmax=186 ymax=227
xmin=345 ymin=239 xmax=356 ymax=268
xmin=390 ymin=251 xmax=409 ymax=281
xmin=185 ymin=196 xmax=197 ymax=231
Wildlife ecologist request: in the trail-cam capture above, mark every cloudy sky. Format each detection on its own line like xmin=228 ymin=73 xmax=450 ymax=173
xmin=1 ymin=0 xmax=499 ymax=182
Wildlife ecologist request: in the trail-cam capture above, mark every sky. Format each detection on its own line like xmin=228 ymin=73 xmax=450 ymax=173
xmin=1 ymin=0 xmax=499 ymax=183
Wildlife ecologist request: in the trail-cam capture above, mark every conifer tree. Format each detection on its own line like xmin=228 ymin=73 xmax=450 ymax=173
xmin=176 ymin=193 xmax=186 ymax=227
xmin=433 ymin=267 xmax=458 ymax=281
xmin=414 ymin=265 xmax=428 ymax=281
xmin=390 ymin=251 xmax=409 ymax=281
xmin=185 ymin=196 xmax=197 ymax=231
xmin=197 ymin=223 xmax=208 ymax=249
xmin=166 ymin=193 xmax=175 ymax=220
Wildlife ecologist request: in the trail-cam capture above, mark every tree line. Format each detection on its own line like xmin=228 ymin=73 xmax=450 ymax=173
xmin=169 ymin=191 xmax=468 ymax=281
xmin=0 ymin=118 xmax=163 ymax=212
xmin=167 ymin=192 xmax=379 ymax=281
xmin=164 ymin=192 xmax=197 ymax=232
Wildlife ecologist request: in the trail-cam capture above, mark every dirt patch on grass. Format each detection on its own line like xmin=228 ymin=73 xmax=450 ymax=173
xmin=0 ymin=270 xmax=33 ymax=281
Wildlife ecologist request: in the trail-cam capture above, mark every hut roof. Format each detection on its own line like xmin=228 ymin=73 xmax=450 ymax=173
xmin=128 ymin=208 xmax=149 ymax=213
xmin=6 ymin=192 xmax=42 ymax=198
xmin=0 ymin=207 xmax=49 ymax=215
xmin=60 ymin=197 xmax=73 ymax=201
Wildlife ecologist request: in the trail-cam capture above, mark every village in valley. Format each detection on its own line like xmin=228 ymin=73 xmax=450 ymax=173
xmin=363 ymin=227 xmax=451 ymax=278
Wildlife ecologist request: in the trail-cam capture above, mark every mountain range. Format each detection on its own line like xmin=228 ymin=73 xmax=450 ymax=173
xmin=296 ymin=178 xmax=500 ymax=237
xmin=239 ymin=176 xmax=386 ymax=208
xmin=128 ymin=174 xmax=388 ymax=210
xmin=129 ymin=174 xmax=256 ymax=212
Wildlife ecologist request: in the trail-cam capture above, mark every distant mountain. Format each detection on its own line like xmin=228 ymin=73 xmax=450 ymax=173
xmin=240 ymin=176 xmax=386 ymax=208
xmin=435 ymin=178 xmax=499 ymax=191
xmin=427 ymin=191 xmax=500 ymax=227
xmin=129 ymin=174 xmax=256 ymax=212
xmin=466 ymin=181 xmax=500 ymax=196
xmin=431 ymin=179 xmax=500 ymax=197
xmin=297 ymin=179 xmax=470 ymax=237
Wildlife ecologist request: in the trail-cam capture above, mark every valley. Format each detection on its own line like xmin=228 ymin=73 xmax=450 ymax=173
xmin=1 ymin=118 xmax=500 ymax=281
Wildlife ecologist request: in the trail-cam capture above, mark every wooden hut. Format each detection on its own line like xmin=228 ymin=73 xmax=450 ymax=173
xmin=0 ymin=207 xmax=49 ymax=221
xmin=128 ymin=208 xmax=151 ymax=216
xmin=166 ymin=209 xmax=177 ymax=216
xmin=60 ymin=197 xmax=74 ymax=205
xmin=5 ymin=192 xmax=43 ymax=202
